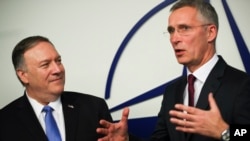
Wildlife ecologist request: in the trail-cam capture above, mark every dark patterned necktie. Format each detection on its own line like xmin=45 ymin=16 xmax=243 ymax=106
xmin=42 ymin=106 xmax=62 ymax=141
xmin=188 ymin=74 xmax=196 ymax=106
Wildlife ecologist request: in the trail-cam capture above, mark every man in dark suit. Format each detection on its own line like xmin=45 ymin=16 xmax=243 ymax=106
xmin=96 ymin=0 xmax=250 ymax=141
xmin=0 ymin=36 xmax=112 ymax=141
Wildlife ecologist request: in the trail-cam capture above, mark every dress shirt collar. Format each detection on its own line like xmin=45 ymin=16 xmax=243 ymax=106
xmin=187 ymin=54 xmax=219 ymax=82
xmin=26 ymin=91 xmax=62 ymax=117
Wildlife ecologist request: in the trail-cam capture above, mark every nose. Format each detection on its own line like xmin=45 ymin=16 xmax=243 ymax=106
xmin=51 ymin=61 xmax=64 ymax=74
xmin=170 ymin=31 xmax=181 ymax=45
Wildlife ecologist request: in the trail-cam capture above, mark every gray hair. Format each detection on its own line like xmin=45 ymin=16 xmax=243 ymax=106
xmin=170 ymin=0 xmax=218 ymax=29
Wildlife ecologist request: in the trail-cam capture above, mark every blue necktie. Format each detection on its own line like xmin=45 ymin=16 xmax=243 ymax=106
xmin=42 ymin=106 xmax=62 ymax=141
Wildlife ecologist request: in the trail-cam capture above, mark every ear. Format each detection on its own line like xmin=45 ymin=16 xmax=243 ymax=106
xmin=207 ymin=24 xmax=217 ymax=42
xmin=16 ymin=69 xmax=29 ymax=84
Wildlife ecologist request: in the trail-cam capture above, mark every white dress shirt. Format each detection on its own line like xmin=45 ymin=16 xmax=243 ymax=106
xmin=184 ymin=54 xmax=219 ymax=106
xmin=26 ymin=93 xmax=66 ymax=141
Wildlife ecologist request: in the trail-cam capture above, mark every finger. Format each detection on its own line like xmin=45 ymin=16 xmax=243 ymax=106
xmin=169 ymin=110 xmax=185 ymax=118
xmin=99 ymin=119 xmax=112 ymax=128
xmin=173 ymin=104 xmax=186 ymax=112
xmin=174 ymin=104 xmax=197 ymax=114
xmin=169 ymin=110 xmax=193 ymax=121
xmin=170 ymin=117 xmax=193 ymax=128
xmin=175 ymin=125 xmax=195 ymax=133
xmin=208 ymin=92 xmax=219 ymax=112
xmin=121 ymin=107 xmax=129 ymax=123
xmin=97 ymin=136 xmax=109 ymax=141
xmin=96 ymin=128 xmax=107 ymax=134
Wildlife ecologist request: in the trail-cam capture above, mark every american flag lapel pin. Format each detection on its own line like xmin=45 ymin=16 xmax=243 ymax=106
xmin=67 ymin=104 xmax=74 ymax=109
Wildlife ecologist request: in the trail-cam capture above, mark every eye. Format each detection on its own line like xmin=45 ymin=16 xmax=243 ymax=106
xmin=167 ymin=27 xmax=175 ymax=34
xmin=40 ymin=62 xmax=49 ymax=68
xmin=56 ymin=58 xmax=62 ymax=65
xmin=178 ymin=25 xmax=191 ymax=32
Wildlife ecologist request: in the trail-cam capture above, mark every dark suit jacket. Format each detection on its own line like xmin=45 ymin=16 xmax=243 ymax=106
xmin=0 ymin=91 xmax=113 ymax=141
xmin=150 ymin=56 xmax=250 ymax=141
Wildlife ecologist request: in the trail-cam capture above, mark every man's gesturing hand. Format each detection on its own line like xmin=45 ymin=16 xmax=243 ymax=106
xmin=169 ymin=93 xmax=229 ymax=139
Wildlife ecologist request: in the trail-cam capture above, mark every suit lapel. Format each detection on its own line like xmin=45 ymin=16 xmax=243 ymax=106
xmin=187 ymin=56 xmax=226 ymax=141
xmin=173 ymin=76 xmax=188 ymax=140
xmin=61 ymin=93 xmax=78 ymax=141
xmin=175 ymin=76 xmax=187 ymax=104
xmin=196 ymin=56 xmax=226 ymax=110
xmin=17 ymin=95 xmax=48 ymax=141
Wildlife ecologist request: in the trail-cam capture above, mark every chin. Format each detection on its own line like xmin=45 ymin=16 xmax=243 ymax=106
xmin=177 ymin=60 xmax=186 ymax=65
xmin=176 ymin=57 xmax=189 ymax=65
xmin=52 ymin=87 xmax=64 ymax=95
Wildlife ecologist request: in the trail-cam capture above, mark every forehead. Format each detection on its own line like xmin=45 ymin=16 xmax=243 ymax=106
xmin=168 ymin=6 xmax=201 ymax=26
xmin=24 ymin=41 xmax=59 ymax=61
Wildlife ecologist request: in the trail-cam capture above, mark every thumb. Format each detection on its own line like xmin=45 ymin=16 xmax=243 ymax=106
xmin=208 ymin=93 xmax=219 ymax=112
xmin=121 ymin=107 xmax=129 ymax=123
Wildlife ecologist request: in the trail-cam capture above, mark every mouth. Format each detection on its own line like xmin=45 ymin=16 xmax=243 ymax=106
xmin=50 ymin=77 xmax=64 ymax=83
xmin=175 ymin=49 xmax=185 ymax=56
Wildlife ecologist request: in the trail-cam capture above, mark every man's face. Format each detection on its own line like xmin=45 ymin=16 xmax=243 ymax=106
xmin=168 ymin=6 xmax=215 ymax=71
xmin=20 ymin=41 xmax=65 ymax=103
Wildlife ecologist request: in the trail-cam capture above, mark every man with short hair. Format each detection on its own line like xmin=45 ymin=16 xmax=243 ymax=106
xmin=96 ymin=0 xmax=250 ymax=141
xmin=0 ymin=35 xmax=113 ymax=141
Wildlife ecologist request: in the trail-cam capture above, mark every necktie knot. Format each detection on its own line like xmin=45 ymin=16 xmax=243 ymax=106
xmin=43 ymin=105 xmax=54 ymax=113
xmin=188 ymin=74 xmax=196 ymax=85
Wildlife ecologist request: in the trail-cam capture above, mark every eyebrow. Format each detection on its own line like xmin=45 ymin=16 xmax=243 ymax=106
xmin=38 ymin=55 xmax=62 ymax=64
xmin=167 ymin=23 xmax=192 ymax=31
xmin=167 ymin=26 xmax=174 ymax=32
xmin=168 ymin=23 xmax=190 ymax=28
